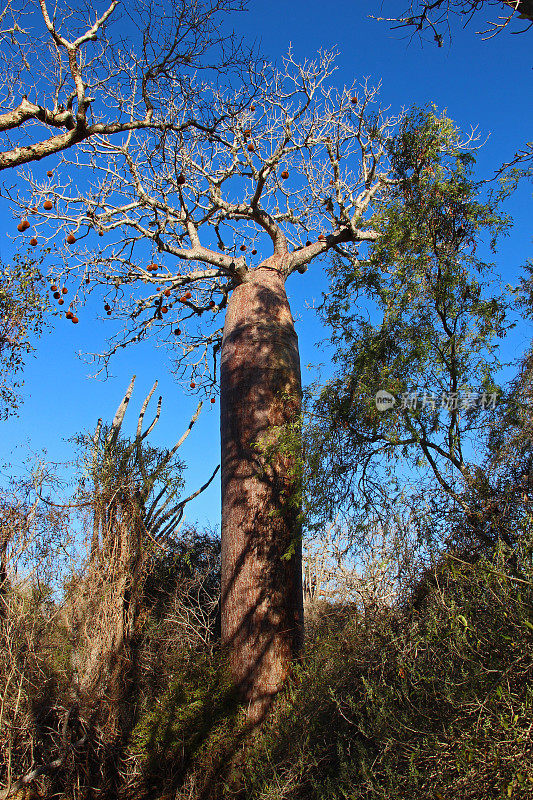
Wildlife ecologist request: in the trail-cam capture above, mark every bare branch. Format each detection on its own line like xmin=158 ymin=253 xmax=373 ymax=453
xmin=0 ymin=0 xmax=253 ymax=170
xmin=107 ymin=374 xmax=136 ymax=445
xmin=10 ymin=56 xmax=403 ymax=383
xmin=370 ymin=0 xmax=533 ymax=45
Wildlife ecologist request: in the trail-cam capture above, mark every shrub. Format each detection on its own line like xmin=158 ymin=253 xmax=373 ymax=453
xmin=235 ymin=551 xmax=533 ymax=800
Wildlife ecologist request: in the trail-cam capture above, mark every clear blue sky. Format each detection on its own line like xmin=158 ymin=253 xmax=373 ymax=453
xmin=1 ymin=0 xmax=531 ymax=529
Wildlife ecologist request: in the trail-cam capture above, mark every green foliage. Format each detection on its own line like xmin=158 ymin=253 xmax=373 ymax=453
xmin=143 ymin=523 xmax=220 ymax=616
xmin=0 ymin=254 xmax=49 ymax=418
xmin=79 ymin=421 xmax=185 ymax=505
xmin=309 ymin=107 xmax=514 ymax=530
xmin=514 ymin=258 xmax=533 ymax=322
xmin=128 ymin=649 xmax=241 ymax=799
xmin=251 ymin=388 xmax=307 ymax=554
xmin=234 ymin=552 xmax=533 ymax=799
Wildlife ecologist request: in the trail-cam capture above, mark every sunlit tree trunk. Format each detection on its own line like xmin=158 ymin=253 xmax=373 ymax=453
xmin=220 ymin=262 xmax=304 ymax=722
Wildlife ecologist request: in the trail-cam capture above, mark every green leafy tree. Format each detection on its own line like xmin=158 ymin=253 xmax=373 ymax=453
xmin=0 ymin=256 xmax=48 ymax=418
xmin=370 ymin=2 xmax=533 ymax=175
xmin=311 ymin=107 xmax=514 ymax=552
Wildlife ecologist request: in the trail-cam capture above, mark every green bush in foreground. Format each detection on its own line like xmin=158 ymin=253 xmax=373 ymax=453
xmin=224 ymin=551 xmax=533 ymax=800
xmin=4 ymin=543 xmax=531 ymax=800
xmin=126 ymin=650 xmax=243 ymax=799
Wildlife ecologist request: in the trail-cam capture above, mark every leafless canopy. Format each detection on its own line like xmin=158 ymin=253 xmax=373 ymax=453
xmin=0 ymin=0 xmax=250 ymax=171
xmin=12 ymin=52 xmax=403 ymax=385
xmin=370 ymin=0 xmax=533 ymax=43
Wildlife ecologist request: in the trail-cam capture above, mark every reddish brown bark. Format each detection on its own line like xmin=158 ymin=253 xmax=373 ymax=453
xmin=220 ymin=261 xmax=304 ymax=722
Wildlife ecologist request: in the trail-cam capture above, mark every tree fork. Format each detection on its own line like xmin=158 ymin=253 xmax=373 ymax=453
xmin=220 ymin=263 xmax=304 ymax=722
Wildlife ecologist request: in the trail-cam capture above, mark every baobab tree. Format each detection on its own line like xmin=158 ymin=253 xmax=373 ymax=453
xmin=0 ymin=0 xmax=250 ymax=416
xmin=0 ymin=0 xmax=249 ymax=171
xmin=13 ymin=52 xmax=426 ymax=720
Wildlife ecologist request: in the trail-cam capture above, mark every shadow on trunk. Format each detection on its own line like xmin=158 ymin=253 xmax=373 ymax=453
xmin=220 ymin=264 xmax=304 ymax=723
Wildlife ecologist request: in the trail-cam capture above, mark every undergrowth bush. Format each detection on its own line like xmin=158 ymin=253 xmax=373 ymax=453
xmin=217 ymin=549 xmax=533 ymax=800
xmin=125 ymin=648 xmax=243 ymax=800
xmin=2 ymin=533 xmax=532 ymax=800
xmin=0 ymin=581 xmax=74 ymax=798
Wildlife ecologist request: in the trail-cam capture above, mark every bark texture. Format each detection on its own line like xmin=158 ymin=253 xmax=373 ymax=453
xmin=220 ymin=262 xmax=304 ymax=722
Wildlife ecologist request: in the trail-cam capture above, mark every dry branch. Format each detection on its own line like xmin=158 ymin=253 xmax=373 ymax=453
xmin=0 ymin=0 xmax=251 ymax=170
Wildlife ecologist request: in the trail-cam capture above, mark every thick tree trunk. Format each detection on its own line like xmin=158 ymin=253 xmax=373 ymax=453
xmin=220 ymin=263 xmax=304 ymax=722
